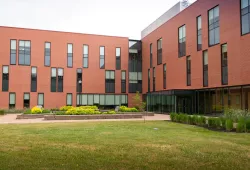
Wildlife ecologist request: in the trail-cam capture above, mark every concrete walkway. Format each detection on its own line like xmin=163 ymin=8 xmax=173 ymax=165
xmin=0 ymin=114 xmax=170 ymax=124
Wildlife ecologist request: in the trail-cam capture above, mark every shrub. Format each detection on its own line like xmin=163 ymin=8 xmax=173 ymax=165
xmin=107 ymin=111 xmax=116 ymax=114
xmin=60 ymin=106 xmax=74 ymax=111
xmin=224 ymin=108 xmax=250 ymax=122
xmin=79 ymin=106 xmax=98 ymax=110
xmin=31 ymin=106 xmax=42 ymax=114
xmin=208 ymin=118 xmax=218 ymax=128
xmin=192 ymin=115 xmax=199 ymax=125
xmin=246 ymin=119 xmax=250 ymax=132
xmin=215 ymin=118 xmax=221 ymax=129
xmin=175 ymin=114 xmax=181 ymax=123
xmin=236 ymin=119 xmax=246 ymax=133
xmin=179 ymin=113 xmax=188 ymax=124
xmin=170 ymin=113 xmax=177 ymax=122
xmin=42 ymin=109 xmax=50 ymax=114
xmin=220 ymin=117 xmax=226 ymax=129
xmin=51 ymin=108 xmax=60 ymax=111
xmin=119 ymin=106 xmax=138 ymax=112
xmin=197 ymin=116 xmax=207 ymax=126
xmin=226 ymin=119 xmax=233 ymax=132
xmin=0 ymin=110 xmax=4 ymax=115
xmin=4 ymin=109 xmax=24 ymax=113
xmin=65 ymin=107 xmax=102 ymax=115
xmin=24 ymin=109 xmax=32 ymax=114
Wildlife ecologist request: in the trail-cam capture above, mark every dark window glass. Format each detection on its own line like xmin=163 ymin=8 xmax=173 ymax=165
xmin=208 ymin=6 xmax=220 ymax=46
xmin=221 ymin=44 xmax=228 ymax=85
xmin=10 ymin=40 xmax=17 ymax=65
xmin=31 ymin=67 xmax=37 ymax=92
xmin=77 ymin=68 xmax=82 ymax=92
xmin=57 ymin=68 xmax=63 ymax=92
xmin=38 ymin=93 xmax=44 ymax=107
xmin=83 ymin=45 xmax=88 ymax=68
xmin=19 ymin=40 xmax=31 ymax=65
xmin=23 ymin=93 xmax=30 ymax=108
xmin=153 ymin=67 xmax=156 ymax=92
xmin=203 ymin=51 xmax=208 ymax=87
xmin=241 ymin=0 xmax=250 ymax=35
xmin=186 ymin=56 xmax=191 ymax=86
xmin=51 ymin=68 xmax=57 ymax=92
xmin=121 ymin=71 xmax=126 ymax=93
xmin=66 ymin=93 xmax=72 ymax=106
xmin=150 ymin=44 xmax=153 ymax=68
xmin=116 ymin=47 xmax=121 ymax=70
xmin=67 ymin=44 xmax=73 ymax=67
xmin=100 ymin=46 xmax=105 ymax=69
xmin=105 ymin=70 xmax=115 ymax=93
xmin=157 ymin=39 xmax=162 ymax=65
xmin=197 ymin=16 xmax=202 ymax=51
xmin=178 ymin=25 xmax=186 ymax=57
xmin=9 ymin=93 xmax=15 ymax=109
xmin=148 ymin=69 xmax=150 ymax=92
xmin=2 ymin=66 xmax=9 ymax=92
xmin=45 ymin=42 xmax=51 ymax=66
xmin=163 ymin=64 xmax=166 ymax=89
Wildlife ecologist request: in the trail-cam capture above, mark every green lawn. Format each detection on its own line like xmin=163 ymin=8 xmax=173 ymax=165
xmin=0 ymin=121 xmax=250 ymax=170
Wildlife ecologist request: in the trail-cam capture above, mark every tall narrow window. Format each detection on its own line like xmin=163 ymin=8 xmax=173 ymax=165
xmin=44 ymin=42 xmax=51 ymax=66
xmin=66 ymin=93 xmax=72 ymax=106
xmin=163 ymin=64 xmax=166 ymax=89
xmin=197 ymin=16 xmax=202 ymax=51
xmin=38 ymin=93 xmax=44 ymax=107
xmin=19 ymin=40 xmax=31 ymax=65
xmin=178 ymin=25 xmax=186 ymax=57
xmin=2 ymin=66 xmax=9 ymax=92
xmin=24 ymin=93 xmax=30 ymax=108
xmin=10 ymin=40 xmax=17 ymax=65
xmin=157 ymin=38 xmax=162 ymax=65
xmin=241 ymin=0 xmax=250 ymax=35
xmin=51 ymin=68 xmax=57 ymax=92
xmin=83 ymin=45 xmax=88 ymax=68
xmin=100 ymin=46 xmax=105 ymax=69
xmin=67 ymin=43 xmax=73 ymax=67
xmin=57 ymin=68 xmax=63 ymax=92
xmin=203 ymin=50 xmax=208 ymax=87
xmin=31 ymin=67 xmax=37 ymax=92
xmin=105 ymin=70 xmax=115 ymax=93
xmin=208 ymin=6 xmax=220 ymax=46
xmin=221 ymin=44 xmax=228 ymax=85
xmin=150 ymin=44 xmax=153 ymax=68
xmin=77 ymin=68 xmax=82 ymax=92
xmin=153 ymin=67 xmax=156 ymax=92
xmin=148 ymin=69 xmax=150 ymax=92
xmin=186 ymin=56 xmax=191 ymax=86
xmin=121 ymin=71 xmax=126 ymax=93
xmin=116 ymin=47 xmax=121 ymax=70
xmin=9 ymin=93 xmax=16 ymax=109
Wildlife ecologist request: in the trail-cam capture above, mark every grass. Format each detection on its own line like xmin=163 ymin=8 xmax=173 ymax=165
xmin=0 ymin=121 xmax=250 ymax=170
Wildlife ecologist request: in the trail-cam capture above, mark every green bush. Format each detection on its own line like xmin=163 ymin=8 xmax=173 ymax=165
xmin=197 ymin=116 xmax=206 ymax=126
xmin=175 ymin=114 xmax=181 ymax=123
xmin=42 ymin=109 xmax=51 ymax=114
xmin=236 ymin=119 xmax=246 ymax=133
xmin=107 ymin=111 xmax=116 ymax=114
xmin=208 ymin=118 xmax=217 ymax=128
xmin=51 ymin=108 xmax=60 ymax=111
xmin=226 ymin=119 xmax=234 ymax=132
xmin=220 ymin=117 xmax=226 ymax=129
xmin=187 ymin=115 xmax=195 ymax=125
xmin=179 ymin=114 xmax=188 ymax=124
xmin=170 ymin=113 xmax=177 ymax=122
xmin=192 ymin=115 xmax=199 ymax=125
xmin=246 ymin=119 xmax=250 ymax=132
xmin=4 ymin=109 xmax=24 ymax=113
xmin=215 ymin=118 xmax=221 ymax=129
xmin=224 ymin=108 xmax=250 ymax=122
xmin=119 ymin=106 xmax=138 ymax=112
xmin=0 ymin=110 xmax=4 ymax=115
xmin=60 ymin=106 xmax=74 ymax=111
xmin=24 ymin=109 xmax=32 ymax=114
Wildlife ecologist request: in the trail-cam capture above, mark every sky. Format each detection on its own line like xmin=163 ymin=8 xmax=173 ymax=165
xmin=0 ymin=0 xmax=196 ymax=39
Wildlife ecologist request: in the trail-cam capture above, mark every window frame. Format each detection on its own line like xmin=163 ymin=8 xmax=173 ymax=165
xmin=163 ymin=64 xmax=166 ymax=89
xmin=31 ymin=66 xmax=37 ymax=92
xmin=240 ymin=0 xmax=250 ymax=36
xmin=9 ymin=92 xmax=16 ymax=109
xmin=157 ymin=38 xmax=162 ymax=65
xmin=116 ymin=47 xmax=121 ymax=70
xmin=2 ymin=65 xmax=9 ymax=92
xmin=197 ymin=15 xmax=202 ymax=51
xmin=150 ymin=43 xmax=153 ymax=68
xmin=37 ymin=93 xmax=44 ymax=107
xmin=10 ymin=39 xmax=17 ymax=65
xmin=203 ymin=50 xmax=209 ymax=87
xmin=67 ymin=43 xmax=73 ymax=68
xmin=208 ymin=5 xmax=220 ymax=47
xmin=57 ymin=67 xmax=64 ymax=92
xmin=153 ymin=67 xmax=156 ymax=92
xmin=221 ymin=43 xmax=228 ymax=85
xmin=148 ymin=69 xmax=150 ymax=92
xmin=66 ymin=93 xmax=73 ymax=106
xmin=44 ymin=42 xmax=51 ymax=67
xmin=105 ymin=70 xmax=115 ymax=93
xmin=178 ymin=25 xmax=186 ymax=58
xmin=51 ymin=67 xmax=57 ymax=92
xmin=186 ymin=56 xmax=191 ymax=86
xmin=100 ymin=46 xmax=105 ymax=69
xmin=83 ymin=44 xmax=89 ymax=68
xmin=23 ymin=92 xmax=30 ymax=108
xmin=18 ymin=40 xmax=31 ymax=66
xmin=121 ymin=70 xmax=126 ymax=93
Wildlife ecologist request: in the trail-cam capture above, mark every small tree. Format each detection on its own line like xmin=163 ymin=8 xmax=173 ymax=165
xmin=132 ymin=91 xmax=146 ymax=112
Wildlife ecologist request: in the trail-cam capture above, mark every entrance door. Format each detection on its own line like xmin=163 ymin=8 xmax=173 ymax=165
xmin=177 ymin=97 xmax=192 ymax=114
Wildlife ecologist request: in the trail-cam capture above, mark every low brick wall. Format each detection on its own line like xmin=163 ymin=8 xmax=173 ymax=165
xmin=44 ymin=114 xmax=143 ymax=120
xmin=16 ymin=114 xmax=49 ymax=119
xmin=117 ymin=112 xmax=154 ymax=116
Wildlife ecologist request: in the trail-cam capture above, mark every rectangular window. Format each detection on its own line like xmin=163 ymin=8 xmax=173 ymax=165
xmin=23 ymin=93 xmax=30 ymax=108
xmin=10 ymin=40 xmax=17 ymax=65
xmin=116 ymin=47 xmax=121 ymax=70
xmin=221 ymin=44 xmax=228 ymax=85
xmin=67 ymin=43 xmax=73 ymax=67
xmin=150 ymin=44 xmax=153 ymax=68
xmin=178 ymin=25 xmax=186 ymax=57
xmin=66 ymin=93 xmax=72 ymax=106
xmin=19 ymin=40 xmax=31 ymax=65
xmin=57 ymin=68 xmax=63 ymax=92
xmin=100 ymin=46 xmax=105 ymax=69
xmin=51 ymin=68 xmax=57 ymax=92
xmin=9 ymin=93 xmax=16 ymax=109
xmin=153 ymin=67 xmax=156 ymax=92
xmin=208 ymin=6 xmax=220 ymax=46
xmin=157 ymin=38 xmax=162 ymax=65
xmin=163 ymin=64 xmax=166 ymax=89
xmin=77 ymin=68 xmax=82 ymax=92
xmin=38 ymin=93 xmax=44 ymax=107
xmin=44 ymin=42 xmax=51 ymax=66
xmin=105 ymin=70 xmax=115 ymax=93
xmin=31 ymin=67 xmax=37 ymax=92
xmin=83 ymin=45 xmax=88 ymax=68
xmin=121 ymin=70 xmax=126 ymax=93
xmin=203 ymin=50 xmax=208 ymax=87
xmin=241 ymin=0 xmax=250 ymax=35
xmin=148 ymin=69 xmax=150 ymax=92
xmin=197 ymin=16 xmax=202 ymax=51
xmin=186 ymin=56 xmax=191 ymax=86
xmin=2 ymin=66 xmax=9 ymax=92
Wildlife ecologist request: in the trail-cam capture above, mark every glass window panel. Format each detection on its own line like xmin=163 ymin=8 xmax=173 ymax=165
xmin=129 ymin=72 xmax=137 ymax=80
xmin=115 ymin=95 xmax=120 ymax=105
xmin=121 ymin=95 xmax=126 ymax=104
xmin=81 ymin=94 xmax=87 ymax=105
xmin=45 ymin=42 xmax=50 ymax=49
xmin=179 ymin=27 xmax=183 ymax=39
xmin=19 ymin=54 xmax=25 ymax=64
xmin=122 ymin=71 xmax=126 ymax=80
xmin=110 ymin=71 xmax=115 ymax=79
xmin=242 ymin=14 xmax=250 ymax=35
xmin=45 ymin=56 xmax=50 ymax=66
xmin=88 ymin=94 xmax=94 ymax=105
xmin=38 ymin=94 xmax=44 ymax=105
xmin=58 ymin=68 xmax=63 ymax=76
xmin=100 ymin=47 xmax=105 ymax=55
xmin=183 ymin=26 xmax=186 ymax=37
xmin=67 ymin=94 xmax=72 ymax=105
xmin=209 ymin=10 xmax=214 ymax=24
xmin=77 ymin=94 xmax=80 ymax=105
xmin=100 ymin=95 xmax=105 ymax=105
xmin=106 ymin=71 xmax=110 ymax=79
xmin=242 ymin=0 xmax=249 ymax=9
xmin=68 ymin=57 xmax=72 ymax=67
xmin=25 ymin=41 xmax=30 ymax=47
xmin=3 ymin=66 xmax=9 ymax=73
xmin=19 ymin=41 xmax=25 ymax=46
xmin=11 ymin=40 xmax=16 ymax=49
xmin=222 ymin=44 xmax=227 ymax=53
xmin=94 ymin=95 xmax=99 ymax=104
xmin=106 ymin=95 xmax=115 ymax=105
xmin=68 ymin=44 xmax=73 ymax=53
xmin=9 ymin=94 xmax=15 ymax=104
xmin=138 ymin=72 xmax=142 ymax=80
xmin=24 ymin=93 xmax=30 ymax=100
xmin=51 ymin=68 xmax=57 ymax=77
xmin=209 ymin=29 xmax=215 ymax=45
xmin=198 ymin=16 xmax=202 ymax=29
xmin=116 ymin=48 xmax=121 ymax=56
xmin=100 ymin=59 xmax=105 ymax=68
xmin=83 ymin=45 xmax=88 ymax=55
xmin=214 ymin=27 xmax=220 ymax=44
xmin=214 ymin=6 xmax=219 ymax=18
xmin=32 ymin=67 xmax=37 ymax=74
xmin=83 ymin=58 xmax=88 ymax=68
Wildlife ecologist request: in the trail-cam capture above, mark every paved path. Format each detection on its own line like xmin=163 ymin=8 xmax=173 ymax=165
xmin=0 ymin=114 xmax=170 ymax=124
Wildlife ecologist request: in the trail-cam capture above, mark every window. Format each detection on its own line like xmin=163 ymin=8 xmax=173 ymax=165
xmin=121 ymin=71 xmax=126 ymax=93
xmin=10 ymin=40 xmax=17 ymax=65
xmin=157 ymin=38 xmax=162 ymax=65
xmin=66 ymin=93 xmax=72 ymax=106
xmin=116 ymin=47 xmax=121 ymax=70
xmin=178 ymin=25 xmax=186 ymax=57
xmin=203 ymin=50 xmax=208 ymax=87
xmin=38 ymin=93 xmax=44 ymax=107
xmin=77 ymin=69 xmax=82 ymax=92
xmin=57 ymin=68 xmax=63 ymax=92
xmin=150 ymin=44 xmax=153 ymax=68
xmin=67 ymin=43 xmax=73 ymax=67
xmin=221 ymin=44 xmax=228 ymax=85
xmin=105 ymin=70 xmax=115 ymax=93
xmin=51 ymin=68 xmax=57 ymax=92
xmin=9 ymin=93 xmax=15 ymax=109
xmin=23 ymin=93 xmax=30 ymax=108
xmin=208 ymin=6 xmax=220 ymax=46
xmin=44 ymin=42 xmax=51 ymax=66
xmin=186 ymin=56 xmax=191 ymax=86
xmin=83 ymin=45 xmax=88 ymax=68
xmin=241 ymin=0 xmax=250 ymax=35
xmin=197 ymin=16 xmax=202 ymax=51
xmin=163 ymin=64 xmax=166 ymax=89
xmin=2 ymin=66 xmax=9 ymax=92
xmin=129 ymin=72 xmax=142 ymax=93
xmin=100 ymin=46 xmax=105 ymax=69
xmin=153 ymin=67 xmax=156 ymax=92
xmin=19 ymin=40 xmax=31 ymax=65
xmin=148 ymin=69 xmax=150 ymax=92
xmin=31 ymin=67 xmax=37 ymax=92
